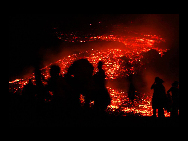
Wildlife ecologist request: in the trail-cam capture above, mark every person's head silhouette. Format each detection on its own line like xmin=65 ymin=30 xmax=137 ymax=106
xmin=50 ymin=65 xmax=61 ymax=78
xmin=172 ymin=81 xmax=179 ymax=87
xmin=155 ymin=77 xmax=164 ymax=84
xmin=98 ymin=61 xmax=103 ymax=70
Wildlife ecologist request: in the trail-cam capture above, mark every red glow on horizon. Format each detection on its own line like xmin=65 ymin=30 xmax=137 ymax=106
xmin=9 ymin=33 xmax=170 ymax=117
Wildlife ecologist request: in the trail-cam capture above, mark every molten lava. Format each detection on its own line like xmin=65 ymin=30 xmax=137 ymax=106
xmin=9 ymin=33 xmax=170 ymax=117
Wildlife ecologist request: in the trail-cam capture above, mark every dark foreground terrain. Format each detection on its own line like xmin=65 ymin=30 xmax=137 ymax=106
xmin=9 ymin=108 xmax=179 ymax=127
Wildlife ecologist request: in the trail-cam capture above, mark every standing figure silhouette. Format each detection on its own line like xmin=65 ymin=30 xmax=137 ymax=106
xmin=151 ymin=77 xmax=166 ymax=118
xmin=93 ymin=61 xmax=111 ymax=112
xmin=47 ymin=65 xmax=69 ymax=116
xmin=67 ymin=59 xmax=95 ymax=110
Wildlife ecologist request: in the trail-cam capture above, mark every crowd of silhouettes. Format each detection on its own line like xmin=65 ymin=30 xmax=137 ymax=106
xmin=10 ymin=58 xmax=179 ymax=126
xmin=32 ymin=59 xmax=111 ymax=117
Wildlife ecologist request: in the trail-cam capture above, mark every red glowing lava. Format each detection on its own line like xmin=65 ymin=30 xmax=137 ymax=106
xmin=9 ymin=33 xmax=171 ymax=117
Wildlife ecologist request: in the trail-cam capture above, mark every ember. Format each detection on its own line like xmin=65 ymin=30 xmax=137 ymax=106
xmin=9 ymin=33 xmax=170 ymax=117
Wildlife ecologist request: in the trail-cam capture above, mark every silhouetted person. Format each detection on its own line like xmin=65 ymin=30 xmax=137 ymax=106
xmin=67 ymin=59 xmax=95 ymax=110
xmin=47 ymin=65 xmax=70 ymax=111
xmin=34 ymin=67 xmax=47 ymax=103
xmin=22 ymin=79 xmax=37 ymax=113
xmin=22 ymin=79 xmax=36 ymax=101
xmin=94 ymin=61 xmax=106 ymax=88
xmin=167 ymin=81 xmax=179 ymax=117
xmin=151 ymin=77 xmax=166 ymax=118
xmin=93 ymin=61 xmax=111 ymax=112
xmin=34 ymin=66 xmax=51 ymax=120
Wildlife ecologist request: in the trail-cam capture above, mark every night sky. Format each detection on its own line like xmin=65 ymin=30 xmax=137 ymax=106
xmin=9 ymin=14 xmax=179 ymax=81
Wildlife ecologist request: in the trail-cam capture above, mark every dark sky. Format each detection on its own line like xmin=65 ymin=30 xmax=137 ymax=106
xmin=9 ymin=14 xmax=179 ymax=81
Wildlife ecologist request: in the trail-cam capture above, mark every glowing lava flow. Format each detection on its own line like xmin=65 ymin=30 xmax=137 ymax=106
xmin=9 ymin=34 xmax=170 ymax=117
xmin=106 ymin=87 xmax=170 ymax=117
